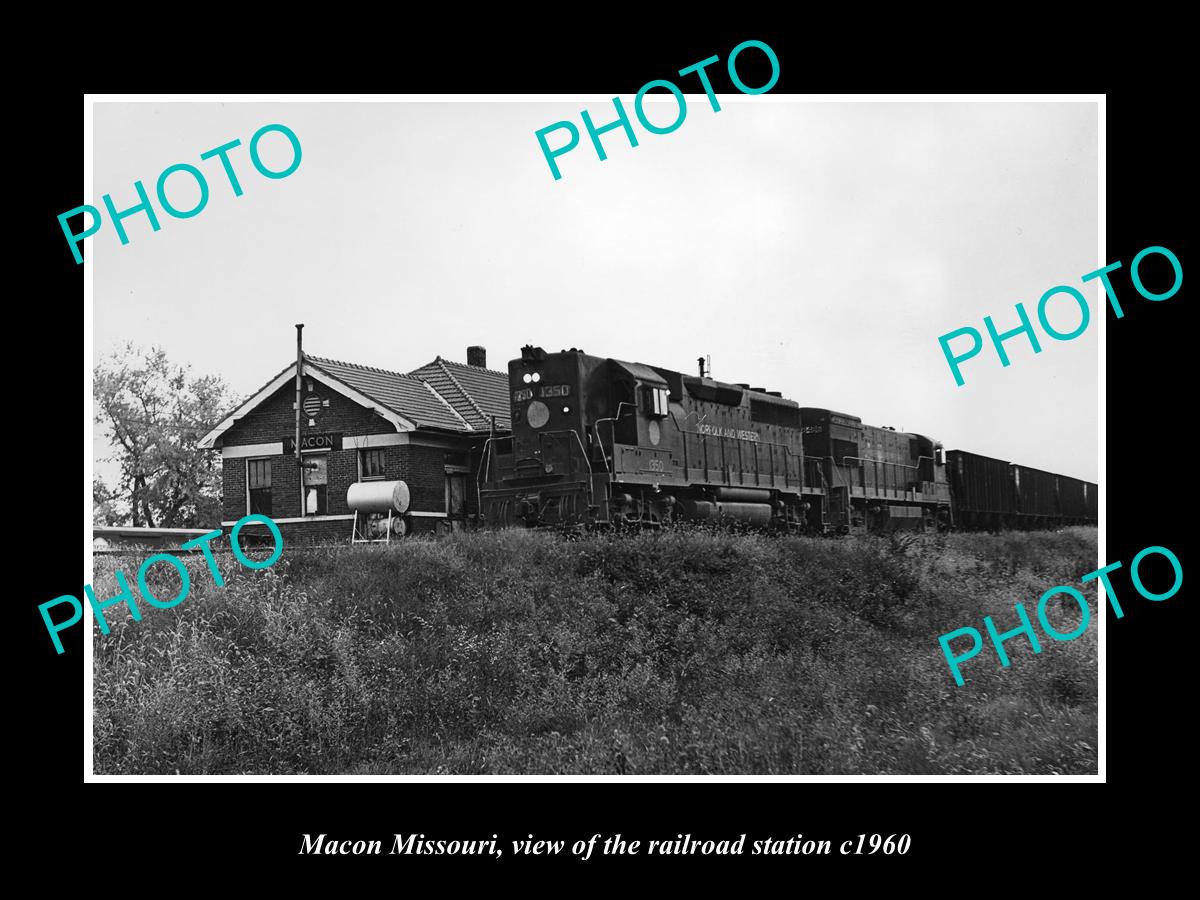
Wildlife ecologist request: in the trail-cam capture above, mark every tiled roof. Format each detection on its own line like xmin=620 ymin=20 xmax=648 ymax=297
xmin=200 ymin=352 xmax=512 ymax=449
xmin=306 ymin=356 xmax=470 ymax=432
xmin=308 ymin=355 xmax=510 ymax=434
xmin=408 ymin=357 xmax=512 ymax=430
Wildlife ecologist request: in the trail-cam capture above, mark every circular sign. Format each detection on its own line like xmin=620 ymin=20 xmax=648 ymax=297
xmin=527 ymin=400 xmax=550 ymax=429
xmin=303 ymin=396 xmax=322 ymax=417
xmin=648 ymin=420 xmax=661 ymax=446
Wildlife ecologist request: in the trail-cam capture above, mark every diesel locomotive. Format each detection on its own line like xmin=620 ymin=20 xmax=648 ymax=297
xmin=478 ymin=346 xmax=959 ymax=534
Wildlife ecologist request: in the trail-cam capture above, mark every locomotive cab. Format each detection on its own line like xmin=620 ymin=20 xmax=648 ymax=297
xmin=601 ymin=361 xmax=672 ymax=454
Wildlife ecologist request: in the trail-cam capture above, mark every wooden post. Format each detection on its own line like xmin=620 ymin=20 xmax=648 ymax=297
xmin=295 ymin=324 xmax=304 ymax=466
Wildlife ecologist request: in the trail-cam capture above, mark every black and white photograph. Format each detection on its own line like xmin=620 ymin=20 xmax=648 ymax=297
xmin=83 ymin=92 xmax=1103 ymax=778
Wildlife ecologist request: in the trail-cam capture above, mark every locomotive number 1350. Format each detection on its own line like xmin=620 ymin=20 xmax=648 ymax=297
xmin=647 ymin=459 xmax=665 ymax=473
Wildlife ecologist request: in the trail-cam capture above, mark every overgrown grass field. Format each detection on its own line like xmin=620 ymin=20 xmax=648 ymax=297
xmin=93 ymin=528 xmax=1098 ymax=774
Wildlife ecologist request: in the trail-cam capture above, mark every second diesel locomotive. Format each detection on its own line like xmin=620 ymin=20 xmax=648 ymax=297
xmin=479 ymin=346 xmax=953 ymax=534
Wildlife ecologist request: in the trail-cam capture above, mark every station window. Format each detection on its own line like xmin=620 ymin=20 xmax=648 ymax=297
xmin=303 ymin=453 xmax=328 ymax=516
xmin=360 ymin=447 xmax=387 ymax=480
xmin=247 ymin=458 xmax=272 ymax=516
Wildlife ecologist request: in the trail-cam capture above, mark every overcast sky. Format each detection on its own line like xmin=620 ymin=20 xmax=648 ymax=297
xmin=92 ymin=99 xmax=1098 ymax=483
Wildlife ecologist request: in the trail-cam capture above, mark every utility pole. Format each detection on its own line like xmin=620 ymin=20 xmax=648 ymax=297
xmin=295 ymin=324 xmax=304 ymax=467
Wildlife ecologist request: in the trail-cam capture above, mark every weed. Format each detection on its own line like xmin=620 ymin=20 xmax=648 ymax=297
xmin=93 ymin=527 xmax=1098 ymax=774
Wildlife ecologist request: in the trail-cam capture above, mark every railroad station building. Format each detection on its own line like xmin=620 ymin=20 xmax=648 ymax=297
xmin=198 ymin=346 xmax=511 ymax=543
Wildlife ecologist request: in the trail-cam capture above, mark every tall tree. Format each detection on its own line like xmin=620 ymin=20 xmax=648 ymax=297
xmin=93 ymin=344 xmax=233 ymax=528
xmin=92 ymin=476 xmax=123 ymax=526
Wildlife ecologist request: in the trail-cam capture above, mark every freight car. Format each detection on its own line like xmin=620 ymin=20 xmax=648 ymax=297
xmin=1013 ymin=463 xmax=1063 ymax=528
xmin=946 ymin=452 xmax=1098 ymax=530
xmin=478 ymin=346 xmax=953 ymax=534
xmin=1057 ymin=474 xmax=1095 ymax=525
xmin=946 ymin=450 xmax=1014 ymax=530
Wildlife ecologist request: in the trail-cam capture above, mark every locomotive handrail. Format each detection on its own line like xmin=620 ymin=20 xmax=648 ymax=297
xmin=591 ymin=422 xmax=612 ymax=475
xmin=476 ymin=435 xmax=500 ymax=523
xmin=823 ymin=456 xmax=850 ymax=488
xmin=594 ymin=402 xmax=636 ymax=475
xmin=567 ymin=429 xmax=595 ymax=507
xmin=476 ymin=430 xmax=596 ymax=519
xmin=807 ymin=459 xmax=832 ymax=493
xmin=831 ymin=454 xmax=945 ymax=501
xmin=537 ymin=429 xmax=596 ymax=508
xmin=479 ymin=437 xmax=496 ymax=486
xmin=837 ymin=454 xmax=936 ymax=471
xmin=478 ymin=435 xmax=514 ymax=483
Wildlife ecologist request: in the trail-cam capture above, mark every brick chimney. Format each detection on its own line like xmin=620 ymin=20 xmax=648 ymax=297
xmin=467 ymin=345 xmax=486 ymax=368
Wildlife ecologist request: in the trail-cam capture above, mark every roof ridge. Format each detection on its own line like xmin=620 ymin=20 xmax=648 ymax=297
xmin=314 ymin=353 xmax=507 ymax=380
xmin=309 ymin=354 xmax=418 ymax=381
xmin=303 ymin=358 xmax=404 ymax=421
xmin=442 ymin=356 xmax=508 ymax=377
xmin=420 ymin=380 xmax=472 ymax=430
xmin=437 ymin=358 xmax=489 ymax=423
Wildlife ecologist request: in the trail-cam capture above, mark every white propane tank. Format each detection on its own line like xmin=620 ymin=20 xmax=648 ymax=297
xmin=347 ymin=480 xmax=411 ymax=514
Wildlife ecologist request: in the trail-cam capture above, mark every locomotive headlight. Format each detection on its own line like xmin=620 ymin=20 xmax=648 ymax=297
xmin=522 ymin=373 xmax=532 ymax=384
xmin=531 ymin=372 xmax=541 ymax=383
xmin=562 ymin=405 xmax=571 ymax=414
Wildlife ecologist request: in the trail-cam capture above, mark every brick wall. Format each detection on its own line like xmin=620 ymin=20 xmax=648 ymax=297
xmin=222 ymin=378 xmax=396 ymax=446
xmin=326 ymin=449 xmax=356 ymax=516
xmin=223 ymin=444 xmax=470 ymax=520
xmin=217 ymin=377 xmax=498 ymax=526
xmin=396 ymin=445 xmax=442 ymax=511
xmin=222 ymin=459 xmax=247 ymax=522
xmin=272 ymin=453 xmax=303 ymax=517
